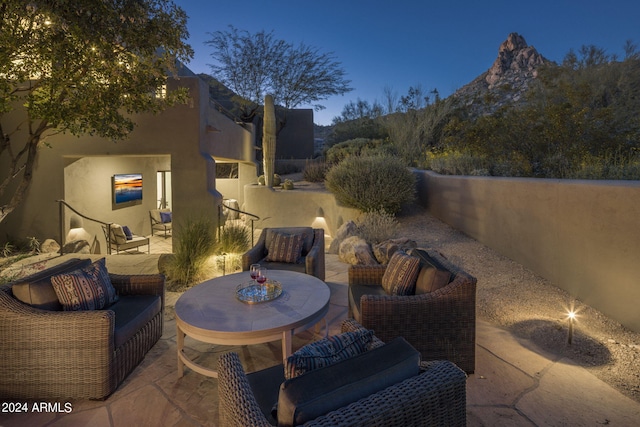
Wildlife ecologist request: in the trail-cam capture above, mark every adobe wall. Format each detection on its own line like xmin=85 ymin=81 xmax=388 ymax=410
xmin=243 ymin=184 xmax=360 ymax=238
xmin=276 ymin=109 xmax=314 ymax=160
xmin=414 ymin=170 xmax=640 ymax=333
xmin=0 ymin=76 xmax=253 ymax=251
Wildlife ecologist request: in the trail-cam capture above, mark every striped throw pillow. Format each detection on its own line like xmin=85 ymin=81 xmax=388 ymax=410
xmin=284 ymin=329 xmax=375 ymax=380
xmin=265 ymin=232 xmax=305 ymax=263
xmin=381 ymin=251 xmax=421 ymax=295
xmin=51 ymin=258 xmax=119 ymax=311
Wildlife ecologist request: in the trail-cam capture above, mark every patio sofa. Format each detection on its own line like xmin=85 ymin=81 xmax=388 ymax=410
xmin=218 ymin=319 xmax=467 ymax=426
xmin=0 ymin=257 xmax=165 ymax=399
xmin=242 ymin=227 xmax=325 ymax=280
xmin=348 ymin=247 xmax=477 ymax=373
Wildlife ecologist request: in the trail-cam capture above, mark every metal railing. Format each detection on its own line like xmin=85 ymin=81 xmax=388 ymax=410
xmin=57 ymin=199 xmax=116 ymax=255
xmin=209 ymin=98 xmax=247 ymax=125
xmin=218 ymin=201 xmax=260 ymax=246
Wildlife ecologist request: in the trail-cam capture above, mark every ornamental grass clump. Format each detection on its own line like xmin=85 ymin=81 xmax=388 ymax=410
xmin=168 ymin=216 xmax=217 ymax=286
xmin=355 ymin=209 xmax=398 ymax=244
xmin=216 ymin=223 xmax=251 ymax=254
xmin=325 ymin=154 xmax=415 ymax=215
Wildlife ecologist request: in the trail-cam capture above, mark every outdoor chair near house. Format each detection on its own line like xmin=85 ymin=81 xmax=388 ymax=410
xmin=102 ymin=224 xmax=150 ymax=254
xmin=348 ymin=247 xmax=477 ymax=373
xmin=149 ymin=208 xmax=172 ymax=238
xmin=0 ymin=257 xmax=165 ymax=399
xmin=242 ymin=227 xmax=325 ymax=280
xmin=218 ymin=319 xmax=467 ymax=426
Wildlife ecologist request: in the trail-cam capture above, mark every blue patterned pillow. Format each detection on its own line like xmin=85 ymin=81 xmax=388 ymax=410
xmin=284 ymin=329 xmax=375 ymax=380
xmin=51 ymin=258 xmax=119 ymax=311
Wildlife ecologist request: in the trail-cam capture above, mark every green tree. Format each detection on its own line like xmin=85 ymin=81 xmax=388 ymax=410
xmin=205 ymin=26 xmax=352 ymax=120
xmin=0 ymin=0 xmax=193 ymax=223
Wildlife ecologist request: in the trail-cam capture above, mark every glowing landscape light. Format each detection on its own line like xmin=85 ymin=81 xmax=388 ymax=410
xmin=567 ymin=310 xmax=577 ymax=345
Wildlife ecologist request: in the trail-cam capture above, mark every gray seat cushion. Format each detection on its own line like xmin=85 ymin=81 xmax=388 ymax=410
xmin=247 ymin=364 xmax=285 ymax=425
xmin=256 ymin=258 xmax=307 ymax=274
xmin=108 ymin=295 xmax=162 ymax=348
xmin=277 ymin=337 xmax=420 ymax=427
xmin=11 ymin=258 xmax=92 ymax=311
xmin=348 ymin=284 xmax=386 ymax=321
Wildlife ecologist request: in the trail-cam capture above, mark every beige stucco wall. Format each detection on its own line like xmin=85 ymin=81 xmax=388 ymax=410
xmin=243 ymin=185 xmax=360 ymax=237
xmin=0 ymin=76 xmax=254 ymax=251
xmin=215 ymin=162 xmax=258 ymax=209
xmin=63 ymin=156 xmax=170 ymax=247
xmin=415 ymin=170 xmax=640 ymax=333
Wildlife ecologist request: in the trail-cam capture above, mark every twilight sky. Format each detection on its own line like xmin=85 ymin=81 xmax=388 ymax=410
xmin=173 ymin=0 xmax=640 ymax=125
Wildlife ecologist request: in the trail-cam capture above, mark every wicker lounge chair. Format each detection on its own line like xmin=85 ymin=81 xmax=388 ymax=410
xmin=242 ymin=227 xmax=325 ymax=280
xmin=0 ymin=258 xmax=165 ymax=399
xmin=348 ymin=247 xmax=477 ymax=373
xmin=217 ymin=319 xmax=467 ymax=426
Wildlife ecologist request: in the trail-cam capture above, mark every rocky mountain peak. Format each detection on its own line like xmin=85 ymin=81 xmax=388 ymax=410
xmin=454 ymin=33 xmax=551 ymax=114
xmin=486 ymin=32 xmax=546 ymax=87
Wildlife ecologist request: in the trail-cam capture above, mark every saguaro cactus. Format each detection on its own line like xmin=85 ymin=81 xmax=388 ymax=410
xmin=262 ymin=94 xmax=276 ymax=188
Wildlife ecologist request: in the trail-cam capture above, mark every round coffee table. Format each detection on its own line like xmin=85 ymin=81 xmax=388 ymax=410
xmin=175 ymin=270 xmax=330 ymax=378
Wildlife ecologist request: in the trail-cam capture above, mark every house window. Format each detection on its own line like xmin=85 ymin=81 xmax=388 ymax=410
xmin=216 ymin=163 xmax=238 ymax=179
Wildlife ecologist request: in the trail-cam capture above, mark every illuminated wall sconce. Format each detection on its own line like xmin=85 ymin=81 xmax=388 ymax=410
xmin=70 ymin=215 xmax=82 ymax=230
xmin=67 ymin=215 xmax=97 ymax=253
xmin=312 ymin=207 xmax=330 ymax=239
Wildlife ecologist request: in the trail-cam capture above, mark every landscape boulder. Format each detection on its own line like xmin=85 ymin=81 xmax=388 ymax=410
xmin=372 ymin=238 xmax=418 ymax=264
xmin=328 ymin=220 xmax=358 ymax=254
xmin=338 ymin=236 xmax=378 ymax=265
xmin=41 ymin=239 xmax=61 ymax=254
xmin=62 ymin=240 xmax=90 ymax=254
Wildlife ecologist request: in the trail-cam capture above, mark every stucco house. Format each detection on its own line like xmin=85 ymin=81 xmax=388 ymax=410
xmin=0 ymin=65 xmax=314 ymax=253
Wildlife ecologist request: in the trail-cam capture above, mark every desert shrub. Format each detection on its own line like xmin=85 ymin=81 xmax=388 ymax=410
xmin=216 ymin=223 xmax=251 ymax=254
xmin=355 ymin=209 xmax=398 ymax=244
xmin=325 ymin=155 xmax=415 ymax=214
xmin=425 ymin=151 xmax=491 ymax=176
xmin=275 ymin=162 xmax=300 ymax=175
xmin=325 ymin=138 xmax=396 ymax=164
xmin=569 ymin=150 xmax=640 ymax=180
xmin=303 ymin=160 xmax=329 ymax=182
xmin=168 ymin=216 xmax=217 ymax=286
xmin=490 ymin=152 xmax=533 ymax=177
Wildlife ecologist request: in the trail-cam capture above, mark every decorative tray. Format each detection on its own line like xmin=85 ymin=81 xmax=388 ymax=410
xmin=236 ymin=280 xmax=283 ymax=304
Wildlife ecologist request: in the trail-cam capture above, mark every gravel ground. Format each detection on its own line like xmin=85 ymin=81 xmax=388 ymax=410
xmin=395 ymin=204 xmax=640 ymax=403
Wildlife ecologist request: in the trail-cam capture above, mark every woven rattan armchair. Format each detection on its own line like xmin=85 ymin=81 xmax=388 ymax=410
xmin=218 ymin=319 xmax=467 ymax=426
xmin=348 ymin=248 xmax=477 ymax=373
xmin=242 ymin=227 xmax=325 ymax=280
xmin=0 ymin=268 xmax=165 ymax=399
